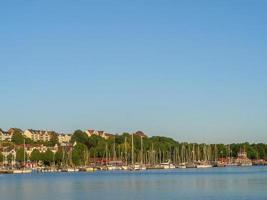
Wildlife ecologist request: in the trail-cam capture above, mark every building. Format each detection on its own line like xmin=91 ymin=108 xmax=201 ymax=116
xmin=85 ymin=129 xmax=114 ymax=140
xmin=23 ymin=129 xmax=52 ymax=142
xmin=235 ymin=149 xmax=252 ymax=166
xmin=20 ymin=144 xmax=59 ymax=155
xmin=134 ymin=131 xmax=148 ymax=138
xmin=58 ymin=134 xmax=71 ymax=144
xmin=0 ymin=129 xmax=12 ymax=141
xmin=85 ymin=129 xmax=95 ymax=137
xmin=8 ymin=128 xmax=23 ymax=136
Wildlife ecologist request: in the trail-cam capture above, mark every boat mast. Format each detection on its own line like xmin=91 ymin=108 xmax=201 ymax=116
xmin=131 ymin=133 xmax=134 ymax=166
xmin=141 ymin=136 xmax=143 ymax=165
xmin=192 ymin=144 xmax=195 ymax=163
xmin=124 ymin=137 xmax=127 ymax=165
xmin=113 ymin=136 xmax=116 ymax=161
xmin=105 ymin=143 xmax=108 ymax=166
xmin=214 ymin=144 xmax=218 ymax=162
xmin=23 ymin=139 xmax=25 ymax=169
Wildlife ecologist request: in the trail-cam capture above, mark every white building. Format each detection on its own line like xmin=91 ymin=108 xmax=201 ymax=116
xmin=85 ymin=129 xmax=113 ymax=140
xmin=58 ymin=134 xmax=71 ymax=144
xmin=0 ymin=129 xmax=12 ymax=141
xmin=23 ymin=129 xmax=52 ymax=142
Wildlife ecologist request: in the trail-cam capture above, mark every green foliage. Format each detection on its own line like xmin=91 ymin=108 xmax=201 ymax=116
xmin=11 ymin=130 xmax=24 ymax=145
xmin=25 ymin=137 xmax=34 ymax=144
xmin=30 ymin=149 xmax=41 ymax=162
xmin=88 ymin=135 xmax=105 ymax=149
xmin=217 ymin=144 xmax=228 ymax=157
xmin=47 ymin=132 xmax=59 ymax=146
xmin=16 ymin=148 xmax=25 ymax=162
xmin=42 ymin=149 xmax=54 ymax=165
xmin=55 ymin=149 xmax=64 ymax=164
xmin=72 ymin=143 xmax=88 ymax=166
xmin=71 ymin=130 xmax=89 ymax=144
xmin=7 ymin=153 xmax=13 ymax=163
xmin=0 ymin=153 xmax=3 ymax=163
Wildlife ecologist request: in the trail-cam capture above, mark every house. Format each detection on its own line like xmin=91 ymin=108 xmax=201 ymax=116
xmin=0 ymin=146 xmax=16 ymax=165
xmin=58 ymin=134 xmax=71 ymax=144
xmin=134 ymin=131 xmax=148 ymax=138
xmin=103 ymin=133 xmax=115 ymax=140
xmin=85 ymin=129 xmax=95 ymax=137
xmin=15 ymin=144 xmax=59 ymax=156
xmin=0 ymin=129 xmax=12 ymax=141
xmin=85 ymin=129 xmax=114 ymax=140
xmin=23 ymin=129 xmax=52 ymax=142
xmin=8 ymin=128 xmax=23 ymax=136
xmin=97 ymin=130 xmax=105 ymax=138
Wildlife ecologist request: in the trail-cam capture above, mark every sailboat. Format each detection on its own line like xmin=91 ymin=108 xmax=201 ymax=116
xmin=186 ymin=145 xmax=197 ymax=168
xmin=196 ymin=145 xmax=213 ymax=169
xmin=129 ymin=134 xmax=146 ymax=171
xmin=13 ymin=140 xmax=32 ymax=174
xmin=160 ymin=159 xmax=176 ymax=169
xmin=225 ymin=145 xmax=238 ymax=167
xmin=139 ymin=135 xmax=146 ymax=170
xmin=121 ymin=137 xmax=129 ymax=170
xmin=61 ymin=147 xmax=79 ymax=172
xmin=235 ymin=148 xmax=252 ymax=167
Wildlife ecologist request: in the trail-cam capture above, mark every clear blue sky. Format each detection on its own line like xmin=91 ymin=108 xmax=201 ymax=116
xmin=1 ymin=1 xmax=267 ymax=143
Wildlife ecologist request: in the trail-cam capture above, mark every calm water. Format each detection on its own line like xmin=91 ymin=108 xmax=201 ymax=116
xmin=1 ymin=167 xmax=267 ymax=200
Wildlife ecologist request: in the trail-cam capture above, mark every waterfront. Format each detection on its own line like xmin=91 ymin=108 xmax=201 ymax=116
xmin=0 ymin=167 xmax=267 ymax=200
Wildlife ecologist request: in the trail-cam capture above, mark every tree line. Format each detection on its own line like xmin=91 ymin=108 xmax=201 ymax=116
xmin=1 ymin=129 xmax=267 ymax=167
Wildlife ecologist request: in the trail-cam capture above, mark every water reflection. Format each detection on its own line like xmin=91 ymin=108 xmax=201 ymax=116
xmin=0 ymin=167 xmax=267 ymax=200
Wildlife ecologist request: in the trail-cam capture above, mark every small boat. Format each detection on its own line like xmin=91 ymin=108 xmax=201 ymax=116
xmin=176 ymin=165 xmax=186 ymax=169
xmin=0 ymin=169 xmax=13 ymax=174
xmin=186 ymin=163 xmax=197 ymax=168
xmin=146 ymin=165 xmax=164 ymax=170
xmin=129 ymin=164 xmax=146 ymax=171
xmin=11 ymin=168 xmax=32 ymax=174
xmin=225 ymin=163 xmax=238 ymax=167
xmin=121 ymin=165 xmax=129 ymax=170
xmin=196 ymin=164 xmax=213 ymax=169
xmin=107 ymin=165 xmax=122 ymax=171
xmin=160 ymin=160 xmax=176 ymax=169
xmin=215 ymin=162 xmax=226 ymax=167
xmin=196 ymin=161 xmax=213 ymax=168
xmin=85 ymin=167 xmax=96 ymax=172
xmin=240 ymin=163 xmax=253 ymax=167
xmin=61 ymin=168 xmax=79 ymax=172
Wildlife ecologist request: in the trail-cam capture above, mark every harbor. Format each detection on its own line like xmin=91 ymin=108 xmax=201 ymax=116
xmin=1 ymin=128 xmax=267 ymax=175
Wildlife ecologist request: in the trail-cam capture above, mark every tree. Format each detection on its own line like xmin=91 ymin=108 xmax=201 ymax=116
xmin=55 ymin=150 xmax=64 ymax=165
xmin=25 ymin=137 xmax=34 ymax=145
xmin=7 ymin=153 xmax=13 ymax=163
xmin=47 ymin=132 xmax=59 ymax=146
xmin=88 ymin=135 xmax=105 ymax=149
xmin=11 ymin=130 xmax=24 ymax=145
xmin=42 ymin=150 xmax=54 ymax=166
xmin=71 ymin=130 xmax=89 ymax=145
xmin=30 ymin=149 xmax=41 ymax=162
xmin=72 ymin=143 xmax=88 ymax=166
xmin=0 ymin=153 xmax=3 ymax=163
xmin=16 ymin=148 xmax=25 ymax=162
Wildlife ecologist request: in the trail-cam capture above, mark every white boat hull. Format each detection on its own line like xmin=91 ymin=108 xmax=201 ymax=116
xmin=196 ymin=165 xmax=213 ymax=169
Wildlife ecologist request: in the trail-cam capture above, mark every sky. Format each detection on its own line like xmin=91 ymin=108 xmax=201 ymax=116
xmin=1 ymin=0 xmax=267 ymax=143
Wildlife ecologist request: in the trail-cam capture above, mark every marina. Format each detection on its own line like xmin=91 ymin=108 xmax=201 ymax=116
xmin=0 ymin=131 xmax=266 ymax=174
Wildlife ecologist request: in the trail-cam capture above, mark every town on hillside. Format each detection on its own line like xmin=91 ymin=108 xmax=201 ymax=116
xmin=0 ymin=128 xmax=266 ymax=174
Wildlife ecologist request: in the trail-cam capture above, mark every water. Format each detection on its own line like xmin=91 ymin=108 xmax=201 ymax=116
xmin=1 ymin=167 xmax=267 ymax=200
